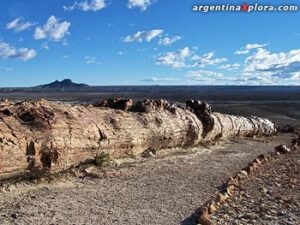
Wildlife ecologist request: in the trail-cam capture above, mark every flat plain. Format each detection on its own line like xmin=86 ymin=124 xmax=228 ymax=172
xmin=0 ymin=86 xmax=299 ymax=225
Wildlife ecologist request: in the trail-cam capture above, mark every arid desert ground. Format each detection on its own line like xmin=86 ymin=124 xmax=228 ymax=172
xmin=0 ymin=88 xmax=299 ymax=225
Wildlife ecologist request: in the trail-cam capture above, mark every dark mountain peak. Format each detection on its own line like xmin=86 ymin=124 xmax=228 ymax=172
xmin=60 ymin=79 xmax=72 ymax=84
xmin=37 ymin=79 xmax=89 ymax=90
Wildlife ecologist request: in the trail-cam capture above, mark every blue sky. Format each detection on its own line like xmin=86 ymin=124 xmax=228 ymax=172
xmin=0 ymin=0 xmax=300 ymax=87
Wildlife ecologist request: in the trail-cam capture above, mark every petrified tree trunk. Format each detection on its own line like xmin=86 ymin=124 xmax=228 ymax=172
xmin=0 ymin=99 xmax=277 ymax=178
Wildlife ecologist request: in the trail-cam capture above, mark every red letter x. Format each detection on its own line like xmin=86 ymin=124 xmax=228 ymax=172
xmin=242 ymin=3 xmax=249 ymax=11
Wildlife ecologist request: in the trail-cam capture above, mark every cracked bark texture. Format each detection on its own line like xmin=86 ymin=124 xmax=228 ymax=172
xmin=0 ymin=99 xmax=277 ymax=178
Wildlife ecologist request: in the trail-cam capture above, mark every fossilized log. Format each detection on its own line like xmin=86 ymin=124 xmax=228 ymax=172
xmin=0 ymin=99 xmax=277 ymax=178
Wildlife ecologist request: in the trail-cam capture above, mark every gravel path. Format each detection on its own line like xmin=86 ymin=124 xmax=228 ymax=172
xmin=0 ymin=133 xmax=295 ymax=225
xmin=211 ymin=142 xmax=300 ymax=225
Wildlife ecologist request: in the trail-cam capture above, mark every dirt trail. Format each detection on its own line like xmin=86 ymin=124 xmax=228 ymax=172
xmin=0 ymin=133 xmax=295 ymax=225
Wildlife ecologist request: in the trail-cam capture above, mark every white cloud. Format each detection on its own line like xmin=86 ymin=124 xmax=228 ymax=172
xmin=41 ymin=42 xmax=50 ymax=50
xmin=142 ymin=77 xmax=179 ymax=82
xmin=144 ymin=30 xmax=163 ymax=42
xmin=158 ymin=36 xmax=181 ymax=46
xmin=232 ymin=76 xmax=275 ymax=85
xmin=0 ymin=42 xmax=15 ymax=58
xmin=123 ymin=29 xmax=163 ymax=43
xmin=0 ymin=41 xmax=36 ymax=61
xmin=123 ymin=30 xmax=182 ymax=46
xmin=85 ymin=56 xmax=101 ymax=65
xmin=186 ymin=70 xmax=224 ymax=79
xmin=127 ymin=0 xmax=155 ymax=11
xmin=219 ymin=63 xmax=240 ymax=71
xmin=184 ymin=74 xmax=218 ymax=84
xmin=192 ymin=52 xmax=227 ymax=68
xmin=143 ymin=73 xmax=277 ymax=85
xmin=123 ymin=30 xmax=144 ymax=42
xmin=154 ymin=43 xmax=300 ymax=84
xmin=6 ymin=18 xmax=34 ymax=32
xmin=18 ymin=48 xmax=37 ymax=61
xmin=235 ymin=43 xmax=268 ymax=55
xmin=34 ymin=16 xmax=71 ymax=41
xmin=244 ymin=48 xmax=300 ymax=79
xmin=1 ymin=67 xmax=14 ymax=72
xmin=155 ymin=48 xmax=227 ymax=69
xmin=64 ymin=0 xmax=106 ymax=12
xmin=156 ymin=47 xmax=192 ymax=68
xmin=184 ymin=70 xmax=273 ymax=85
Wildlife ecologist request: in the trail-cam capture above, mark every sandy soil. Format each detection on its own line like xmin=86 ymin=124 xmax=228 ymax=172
xmin=211 ymin=144 xmax=300 ymax=225
xmin=0 ymin=133 xmax=296 ymax=225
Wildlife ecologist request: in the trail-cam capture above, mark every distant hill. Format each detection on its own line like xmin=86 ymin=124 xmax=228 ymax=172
xmin=36 ymin=79 xmax=89 ymax=90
